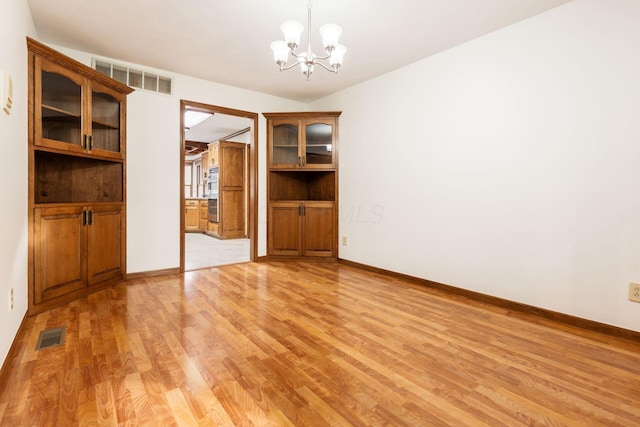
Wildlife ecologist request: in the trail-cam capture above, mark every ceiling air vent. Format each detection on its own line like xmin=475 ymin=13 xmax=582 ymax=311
xmin=93 ymin=59 xmax=172 ymax=95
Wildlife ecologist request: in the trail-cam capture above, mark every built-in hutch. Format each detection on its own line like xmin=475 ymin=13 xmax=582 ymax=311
xmin=264 ymin=112 xmax=340 ymax=260
xmin=27 ymin=37 xmax=133 ymax=314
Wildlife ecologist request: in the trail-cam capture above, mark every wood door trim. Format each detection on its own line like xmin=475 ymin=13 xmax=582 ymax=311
xmin=179 ymin=100 xmax=258 ymax=271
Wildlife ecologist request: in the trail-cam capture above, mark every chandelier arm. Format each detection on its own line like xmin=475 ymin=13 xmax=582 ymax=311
xmin=314 ymin=61 xmax=338 ymax=73
xmin=289 ymin=48 xmax=300 ymax=59
xmin=279 ymin=61 xmax=303 ymax=72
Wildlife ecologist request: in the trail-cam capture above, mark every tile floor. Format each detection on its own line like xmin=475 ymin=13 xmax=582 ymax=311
xmin=184 ymin=232 xmax=250 ymax=270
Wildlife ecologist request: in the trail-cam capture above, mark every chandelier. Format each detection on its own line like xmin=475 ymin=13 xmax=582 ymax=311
xmin=270 ymin=0 xmax=347 ymax=80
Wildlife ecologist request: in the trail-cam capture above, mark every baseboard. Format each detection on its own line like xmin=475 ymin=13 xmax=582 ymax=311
xmin=259 ymin=256 xmax=337 ymax=263
xmin=338 ymin=258 xmax=640 ymax=343
xmin=0 ymin=312 xmax=28 ymax=392
xmin=126 ymin=267 xmax=181 ymax=280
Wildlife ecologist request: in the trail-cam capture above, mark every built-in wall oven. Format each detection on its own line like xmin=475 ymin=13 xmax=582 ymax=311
xmin=207 ymin=167 xmax=219 ymax=222
xmin=207 ymin=167 xmax=219 ymax=198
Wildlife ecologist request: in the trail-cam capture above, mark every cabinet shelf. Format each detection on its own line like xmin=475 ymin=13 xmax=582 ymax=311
xmin=269 ymin=171 xmax=335 ymax=201
xmin=34 ymin=151 xmax=123 ymax=204
xmin=42 ymin=104 xmax=81 ymax=118
xmin=92 ymin=119 xmax=119 ymax=130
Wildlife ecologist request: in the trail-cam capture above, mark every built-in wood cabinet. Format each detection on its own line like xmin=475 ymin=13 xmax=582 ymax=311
xmin=184 ymin=199 xmax=209 ymax=232
xmin=185 ymin=199 xmax=200 ymax=231
xmin=264 ymin=112 xmax=340 ymax=260
xmin=268 ymin=115 xmax=337 ymax=169
xmin=28 ymin=37 xmax=132 ymax=314
xmin=209 ymin=143 xmax=219 ymax=168
xmin=199 ymin=200 xmax=208 ymax=231
xmin=268 ymin=201 xmax=335 ymax=257
xmin=201 ymin=151 xmax=209 ymax=182
xmin=206 ymin=141 xmax=246 ymax=239
xmin=35 ymin=54 xmax=125 ymax=161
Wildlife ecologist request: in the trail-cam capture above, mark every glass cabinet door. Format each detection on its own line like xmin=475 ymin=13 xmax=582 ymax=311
xmin=271 ymin=121 xmax=300 ymax=167
xmin=36 ymin=57 xmax=124 ymax=159
xmin=304 ymin=121 xmax=333 ymax=166
xmin=40 ymin=68 xmax=83 ymax=148
xmin=91 ymin=87 xmax=121 ymax=154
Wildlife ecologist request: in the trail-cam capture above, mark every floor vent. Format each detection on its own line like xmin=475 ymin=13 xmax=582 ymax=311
xmin=35 ymin=327 xmax=66 ymax=351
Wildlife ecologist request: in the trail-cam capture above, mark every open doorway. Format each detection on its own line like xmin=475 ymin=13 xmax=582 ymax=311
xmin=180 ymin=100 xmax=258 ymax=272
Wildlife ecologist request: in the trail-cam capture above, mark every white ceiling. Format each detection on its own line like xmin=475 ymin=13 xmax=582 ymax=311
xmin=27 ymin=0 xmax=573 ymax=103
xmin=185 ymin=113 xmax=252 ymax=144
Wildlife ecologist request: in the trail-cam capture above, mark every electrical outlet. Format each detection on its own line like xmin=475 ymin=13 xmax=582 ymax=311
xmin=10 ymin=288 xmax=14 ymax=311
xmin=630 ymin=283 xmax=640 ymax=303
xmin=342 ymin=236 xmax=347 ymax=246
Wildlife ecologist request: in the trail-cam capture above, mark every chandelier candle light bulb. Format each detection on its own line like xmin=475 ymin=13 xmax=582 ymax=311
xmin=271 ymin=0 xmax=346 ymax=80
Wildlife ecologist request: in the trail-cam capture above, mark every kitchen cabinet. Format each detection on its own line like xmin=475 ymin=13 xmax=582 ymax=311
xmin=201 ymin=151 xmax=209 ymax=173
xmin=206 ymin=141 xmax=246 ymax=239
xmin=208 ymin=143 xmax=219 ymax=167
xmin=185 ymin=199 xmax=200 ymax=231
xmin=264 ymin=112 xmax=340 ymax=260
xmin=199 ymin=200 xmax=208 ymax=231
xmin=28 ymin=37 xmax=132 ymax=314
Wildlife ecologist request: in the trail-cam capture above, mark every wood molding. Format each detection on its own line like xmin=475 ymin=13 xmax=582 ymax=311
xmin=262 ymin=111 xmax=342 ymax=119
xmin=263 ymin=255 xmax=337 ymax=263
xmin=220 ymin=127 xmax=251 ymax=142
xmin=179 ymin=100 xmax=259 ymax=272
xmin=126 ymin=267 xmax=181 ymax=280
xmin=338 ymin=258 xmax=640 ymax=343
xmin=26 ymin=37 xmax=133 ymax=95
xmin=0 ymin=312 xmax=28 ymax=391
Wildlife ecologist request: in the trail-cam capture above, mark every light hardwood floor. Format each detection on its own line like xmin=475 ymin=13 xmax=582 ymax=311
xmin=1 ymin=261 xmax=639 ymax=426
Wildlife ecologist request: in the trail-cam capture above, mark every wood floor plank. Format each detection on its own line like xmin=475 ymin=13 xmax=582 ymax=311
xmin=2 ymin=261 xmax=640 ymax=425
xmin=165 ymin=388 xmax=200 ymax=426
xmin=94 ymin=380 xmax=118 ymax=426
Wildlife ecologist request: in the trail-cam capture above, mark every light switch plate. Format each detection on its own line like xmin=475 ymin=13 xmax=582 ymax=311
xmin=0 ymin=70 xmax=13 ymax=115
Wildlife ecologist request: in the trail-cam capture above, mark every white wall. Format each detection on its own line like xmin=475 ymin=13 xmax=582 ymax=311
xmin=311 ymin=0 xmax=640 ymax=332
xmin=49 ymin=46 xmax=306 ymax=272
xmin=0 ymin=0 xmax=37 ymax=366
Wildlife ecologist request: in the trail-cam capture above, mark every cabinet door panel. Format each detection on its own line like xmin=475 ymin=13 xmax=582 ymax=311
xmin=304 ymin=121 xmax=334 ymax=167
xmin=209 ymin=143 xmax=219 ymax=167
xmin=185 ymin=204 xmax=199 ymax=231
xmin=34 ymin=206 xmax=86 ymax=304
xmin=303 ymin=202 xmax=335 ymax=257
xmin=89 ymin=82 xmax=124 ymax=159
xmin=221 ymin=189 xmax=245 ymax=238
xmin=269 ymin=119 xmax=302 ymax=168
xmin=269 ymin=203 xmax=302 ymax=256
xmin=87 ymin=205 xmax=124 ymax=285
xmin=35 ymin=57 xmax=86 ymax=153
xmin=220 ymin=143 xmax=245 ymax=188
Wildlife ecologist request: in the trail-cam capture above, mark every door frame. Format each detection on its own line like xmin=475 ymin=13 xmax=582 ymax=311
xmin=179 ymin=100 xmax=258 ymax=271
